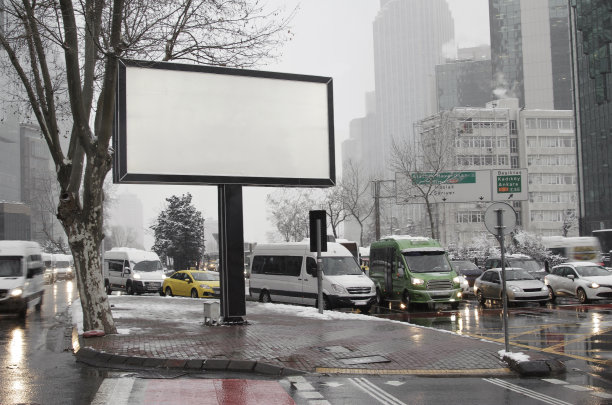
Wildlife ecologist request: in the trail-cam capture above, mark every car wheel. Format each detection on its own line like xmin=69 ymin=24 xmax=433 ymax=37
xmin=259 ymin=291 xmax=271 ymax=303
xmin=477 ymin=290 xmax=486 ymax=305
xmin=577 ymin=288 xmax=589 ymax=304
xmin=319 ymin=296 xmax=331 ymax=310
xmin=547 ymin=286 xmax=556 ymax=302
xmin=191 ymin=289 xmax=199 ymax=298
xmin=375 ymin=288 xmax=385 ymax=306
xmin=165 ymin=287 xmax=173 ymax=297
xmin=159 ymin=290 xmax=165 ymax=296
xmin=126 ymin=283 xmax=134 ymax=295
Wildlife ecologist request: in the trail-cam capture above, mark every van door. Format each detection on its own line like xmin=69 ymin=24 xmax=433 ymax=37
xmin=107 ymin=259 xmax=124 ymax=288
xmin=302 ymin=257 xmax=318 ymax=306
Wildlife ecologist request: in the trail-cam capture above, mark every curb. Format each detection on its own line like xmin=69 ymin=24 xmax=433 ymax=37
xmin=73 ymin=327 xmax=305 ymax=376
xmin=503 ymin=356 xmax=566 ymax=377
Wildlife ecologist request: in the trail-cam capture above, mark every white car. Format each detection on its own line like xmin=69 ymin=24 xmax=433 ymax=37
xmin=545 ymin=262 xmax=612 ymax=304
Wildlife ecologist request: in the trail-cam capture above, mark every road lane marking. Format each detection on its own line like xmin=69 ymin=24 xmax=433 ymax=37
xmin=91 ymin=377 xmax=134 ymax=405
xmin=348 ymin=377 xmax=406 ymax=405
xmin=316 ymin=367 xmax=511 ymax=375
xmin=484 ymin=378 xmax=574 ymax=405
xmin=460 ymin=331 xmax=612 ymax=365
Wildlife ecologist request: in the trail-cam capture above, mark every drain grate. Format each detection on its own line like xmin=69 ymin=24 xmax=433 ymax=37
xmin=339 ymin=355 xmax=390 ymax=365
xmin=319 ymin=346 xmax=352 ymax=354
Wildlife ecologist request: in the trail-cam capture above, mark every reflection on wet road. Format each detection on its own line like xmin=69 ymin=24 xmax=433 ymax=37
xmin=369 ymin=298 xmax=612 ymax=367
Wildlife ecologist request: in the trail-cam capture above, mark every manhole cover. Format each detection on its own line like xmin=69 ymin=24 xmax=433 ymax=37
xmin=339 ymin=355 xmax=390 ymax=365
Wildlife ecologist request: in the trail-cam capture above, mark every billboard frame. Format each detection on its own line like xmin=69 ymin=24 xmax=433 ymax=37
xmin=113 ymin=59 xmax=335 ymax=187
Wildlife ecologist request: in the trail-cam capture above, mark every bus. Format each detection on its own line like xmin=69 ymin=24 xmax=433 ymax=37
xmin=541 ymin=236 xmax=603 ymax=265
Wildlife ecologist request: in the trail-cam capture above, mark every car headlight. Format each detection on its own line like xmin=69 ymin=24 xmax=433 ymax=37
xmin=133 ymin=273 xmax=141 ymax=279
xmin=453 ymin=276 xmax=463 ymax=284
xmin=412 ymin=278 xmax=425 ymax=286
xmin=589 ymin=282 xmax=600 ymax=289
xmin=509 ymin=286 xmax=521 ymax=293
xmin=541 ymin=286 xmax=548 ymax=291
xmin=10 ymin=288 xmax=23 ymax=297
xmin=331 ymin=284 xmax=348 ymax=294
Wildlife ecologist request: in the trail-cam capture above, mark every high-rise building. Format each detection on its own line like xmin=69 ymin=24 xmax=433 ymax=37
xmin=489 ymin=0 xmax=572 ymax=110
xmin=568 ymin=1 xmax=612 ymax=234
xmin=435 ymin=56 xmax=493 ymax=112
xmin=372 ymin=0 xmax=454 ymax=178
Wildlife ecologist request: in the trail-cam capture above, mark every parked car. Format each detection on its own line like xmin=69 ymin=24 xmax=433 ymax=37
xmin=484 ymin=254 xmax=546 ymax=280
xmin=544 ymin=262 xmax=612 ymax=304
xmin=162 ymin=270 xmax=220 ymax=298
xmin=451 ymin=260 xmax=483 ymax=290
xmin=474 ymin=268 xmax=549 ymax=306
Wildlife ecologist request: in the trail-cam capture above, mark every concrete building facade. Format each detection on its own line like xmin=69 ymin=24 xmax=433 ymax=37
xmin=416 ymin=99 xmax=577 ymax=247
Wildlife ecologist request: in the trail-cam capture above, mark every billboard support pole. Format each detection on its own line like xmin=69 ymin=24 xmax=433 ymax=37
xmin=218 ymin=184 xmax=246 ymax=323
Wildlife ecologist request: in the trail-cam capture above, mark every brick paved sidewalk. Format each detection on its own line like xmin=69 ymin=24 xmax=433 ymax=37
xmin=73 ymin=295 xmax=564 ymax=377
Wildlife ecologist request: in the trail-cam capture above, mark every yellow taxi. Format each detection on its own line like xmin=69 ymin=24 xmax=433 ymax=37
xmin=161 ymin=270 xmax=220 ymax=298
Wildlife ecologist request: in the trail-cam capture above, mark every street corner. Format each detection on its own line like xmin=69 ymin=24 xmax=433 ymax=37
xmin=503 ymin=355 xmax=567 ymax=377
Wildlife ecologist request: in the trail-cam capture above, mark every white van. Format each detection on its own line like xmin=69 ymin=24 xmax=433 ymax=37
xmin=249 ymin=242 xmax=376 ymax=312
xmin=53 ymin=253 xmax=74 ymax=280
xmin=103 ymin=248 xmax=166 ymax=295
xmin=0 ymin=241 xmax=45 ymax=319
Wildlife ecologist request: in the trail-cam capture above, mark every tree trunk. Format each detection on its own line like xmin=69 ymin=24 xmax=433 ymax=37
xmin=425 ymin=199 xmax=436 ymax=240
xmin=57 ymin=158 xmax=116 ymax=334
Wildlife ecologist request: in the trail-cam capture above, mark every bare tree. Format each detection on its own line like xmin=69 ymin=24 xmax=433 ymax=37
xmin=562 ymin=209 xmax=578 ymax=237
xmin=0 ymin=0 xmax=292 ymax=333
xmin=266 ymin=189 xmax=318 ymax=242
xmin=321 ymin=184 xmax=349 ymax=239
xmin=342 ymin=160 xmax=374 ymax=246
xmin=390 ymin=112 xmax=458 ymax=239
xmin=106 ymin=225 xmax=141 ymax=249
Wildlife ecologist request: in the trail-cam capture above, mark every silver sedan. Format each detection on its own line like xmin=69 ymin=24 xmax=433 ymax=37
xmin=474 ymin=267 xmax=549 ymax=305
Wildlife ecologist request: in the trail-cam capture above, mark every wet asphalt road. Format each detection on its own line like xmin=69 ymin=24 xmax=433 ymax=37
xmin=2 ymin=282 xmax=612 ymax=404
xmin=0 ymin=280 xmax=105 ymax=404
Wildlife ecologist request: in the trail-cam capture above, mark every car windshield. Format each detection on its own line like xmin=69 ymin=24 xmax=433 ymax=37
xmin=322 ymin=257 xmax=363 ymax=275
xmin=508 ymin=258 xmax=541 ymax=272
xmin=451 ymin=261 xmax=479 ymax=271
xmin=192 ymin=272 xmax=220 ymax=281
xmin=506 ymin=269 xmax=535 ymax=280
xmin=403 ymin=251 xmax=451 ymax=273
xmin=0 ymin=257 xmax=22 ymax=277
xmin=132 ymin=260 xmax=163 ymax=271
xmin=575 ymin=266 xmax=610 ymax=277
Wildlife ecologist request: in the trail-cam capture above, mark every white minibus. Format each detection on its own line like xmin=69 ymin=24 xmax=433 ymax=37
xmin=0 ymin=241 xmax=45 ymax=318
xmin=249 ymin=242 xmax=375 ymax=312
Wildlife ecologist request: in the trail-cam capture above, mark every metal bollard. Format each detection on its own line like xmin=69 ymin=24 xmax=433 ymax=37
xmin=203 ymin=300 xmax=220 ymax=325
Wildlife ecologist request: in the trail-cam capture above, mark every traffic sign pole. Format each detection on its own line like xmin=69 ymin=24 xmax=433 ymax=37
xmin=496 ymin=209 xmax=510 ymax=353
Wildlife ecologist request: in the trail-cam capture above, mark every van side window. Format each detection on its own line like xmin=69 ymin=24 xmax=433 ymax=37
xmin=108 ymin=259 xmax=124 ymax=273
xmin=251 ymin=256 xmax=302 ymax=276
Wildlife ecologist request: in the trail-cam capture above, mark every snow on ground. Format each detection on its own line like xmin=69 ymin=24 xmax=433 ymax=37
xmin=499 ymin=350 xmax=530 ymax=363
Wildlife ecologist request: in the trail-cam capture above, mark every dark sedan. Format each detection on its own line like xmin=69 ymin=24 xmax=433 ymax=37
xmin=451 ymin=260 xmax=483 ymax=289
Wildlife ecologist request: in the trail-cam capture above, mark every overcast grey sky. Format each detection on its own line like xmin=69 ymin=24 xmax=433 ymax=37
xmin=115 ymin=0 xmax=490 ymax=248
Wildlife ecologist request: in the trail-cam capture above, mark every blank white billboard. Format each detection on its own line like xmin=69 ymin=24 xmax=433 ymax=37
xmin=114 ymin=59 xmax=335 ymax=187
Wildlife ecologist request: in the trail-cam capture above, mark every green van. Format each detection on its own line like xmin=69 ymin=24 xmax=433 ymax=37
xmin=369 ymin=236 xmax=462 ymax=309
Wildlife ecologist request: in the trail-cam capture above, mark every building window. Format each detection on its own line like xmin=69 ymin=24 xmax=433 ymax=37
xmin=511 ymin=156 xmax=519 ymax=168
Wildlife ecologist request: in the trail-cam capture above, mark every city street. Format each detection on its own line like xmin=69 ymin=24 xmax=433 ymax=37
xmin=1 ymin=281 xmax=612 ymax=404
